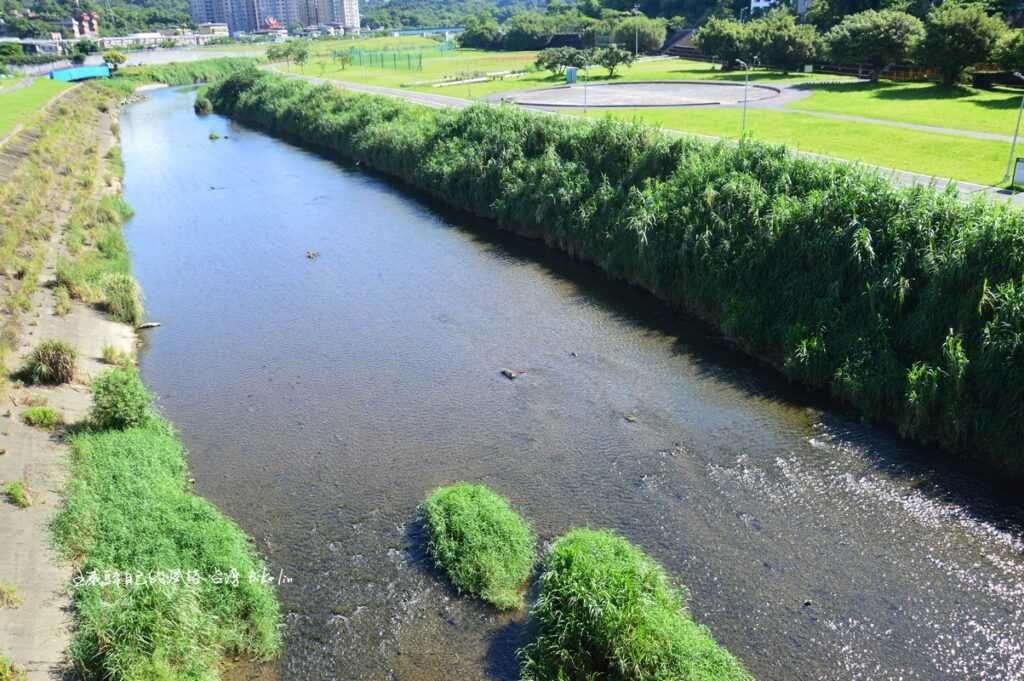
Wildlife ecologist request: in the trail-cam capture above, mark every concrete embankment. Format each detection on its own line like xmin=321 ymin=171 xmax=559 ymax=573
xmin=0 ymin=90 xmax=135 ymax=679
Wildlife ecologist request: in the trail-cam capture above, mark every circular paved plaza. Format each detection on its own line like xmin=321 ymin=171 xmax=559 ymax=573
xmin=495 ymin=80 xmax=781 ymax=108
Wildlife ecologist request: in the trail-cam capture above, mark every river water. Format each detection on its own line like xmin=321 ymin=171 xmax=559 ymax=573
xmin=119 ymin=86 xmax=1024 ymax=681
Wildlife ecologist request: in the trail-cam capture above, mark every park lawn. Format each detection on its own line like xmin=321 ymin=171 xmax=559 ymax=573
xmin=789 ymin=81 xmax=1022 ymax=136
xmin=409 ymin=58 xmax=848 ymax=99
xmin=572 ymin=106 xmax=1009 ymax=185
xmin=286 ymin=45 xmax=854 ymax=101
xmin=280 ymin=46 xmax=538 ymax=92
xmin=0 ymin=78 xmax=71 ymax=137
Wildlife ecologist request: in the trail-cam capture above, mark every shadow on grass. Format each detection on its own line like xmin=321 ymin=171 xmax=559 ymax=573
xmin=795 ymin=80 xmax=1023 ymax=108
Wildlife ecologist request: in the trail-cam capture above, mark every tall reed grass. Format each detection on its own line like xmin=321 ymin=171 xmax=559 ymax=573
xmin=207 ymin=68 xmax=1024 ymax=476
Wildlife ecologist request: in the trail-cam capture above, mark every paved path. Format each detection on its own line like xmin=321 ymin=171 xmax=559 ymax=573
xmin=267 ymin=67 xmax=1024 ymax=206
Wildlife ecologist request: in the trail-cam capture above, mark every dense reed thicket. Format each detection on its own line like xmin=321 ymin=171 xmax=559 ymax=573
xmin=207 ymin=69 xmax=1024 ymax=475
xmin=103 ymin=58 xmax=262 ymax=95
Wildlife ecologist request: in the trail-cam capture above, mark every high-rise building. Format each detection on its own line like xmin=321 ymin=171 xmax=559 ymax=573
xmin=189 ymin=0 xmax=357 ymax=32
xmin=331 ymin=0 xmax=359 ymax=29
xmin=189 ymin=0 xmax=256 ymax=33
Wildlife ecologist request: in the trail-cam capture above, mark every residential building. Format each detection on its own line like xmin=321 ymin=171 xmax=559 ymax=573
xmin=60 ymin=11 xmax=99 ymax=39
xmin=197 ymin=22 xmax=230 ymax=35
xmin=188 ymin=0 xmax=357 ymax=34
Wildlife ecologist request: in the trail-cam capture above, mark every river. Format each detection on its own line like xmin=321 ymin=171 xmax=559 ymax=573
xmin=119 ymin=86 xmax=1024 ymax=681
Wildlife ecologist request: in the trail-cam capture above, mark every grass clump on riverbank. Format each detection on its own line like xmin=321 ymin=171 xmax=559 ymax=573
xmin=520 ymin=529 xmax=750 ymax=681
xmin=90 ymin=367 xmax=152 ymax=429
xmin=0 ymin=655 xmax=25 ymax=681
xmin=20 ymin=339 xmax=76 ymax=385
xmin=52 ymin=418 xmax=281 ymax=680
xmin=423 ymin=482 xmax=535 ymax=609
xmin=206 ymin=69 xmax=1024 ymax=476
xmin=22 ymin=405 xmax=62 ymax=429
xmin=58 ymin=196 xmax=143 ymax=325
xmin=4 ymin=481 xmax=31 ymax=509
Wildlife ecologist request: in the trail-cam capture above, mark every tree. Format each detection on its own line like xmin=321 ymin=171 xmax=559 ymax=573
xmin=693 ymin=17 xmax=750 ymax=66
xmin=289 ymin=40 xmax=311 ymax=71
xmin=102 ymin=49 xmax=127 ymax=71
xmin=459 ymin=14 xmax=502 ymax=49
xmin=596 ymin=44 xmax=636 ymax=77
xmin=266 ymin=43 xmax=289 ymax=62
xmin=748 ymin=11 xmax=821 ymax=73
xmin=612 ymin=15 xmax=667 ymax=54
xmin=502 ymin=12 xmax=555 ymax=50
xmin=75 ymin=38 xmax=99 ymax=55
xmin=536 ymin=47 xmax=569 ymax=75
xmin=0 ymin=43 xmax=24 ymax=60
xmin=922 ymin=1 xmax=1005 ymax=85
xmin=826 ymin=10 xmax=925 ymax=81
xmin=335 ymin=51 xmax=353 ymax=70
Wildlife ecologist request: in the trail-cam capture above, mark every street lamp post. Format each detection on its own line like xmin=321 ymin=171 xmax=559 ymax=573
xmin=633 ymin=4 xmax=640 ymax=57
xmin=1002 ymin=71 xmax=1024 ymax=187
xmin=736 ymin=59 xmax=751 ymax=135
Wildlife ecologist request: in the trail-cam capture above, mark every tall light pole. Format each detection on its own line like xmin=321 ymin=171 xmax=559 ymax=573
xmin=633 ymin=4 xmax=640 ymax=57
xmin=736 ymin=58 xmax=750 ymax=135
xmin=1002 ymin=71 xmax=1024 ymax=187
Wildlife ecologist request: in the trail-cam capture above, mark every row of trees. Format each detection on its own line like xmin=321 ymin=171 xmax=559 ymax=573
xmin=696 ymin=2 xmax=1013 ymax=84
xmin=460 ymin=11 xmax=668 ymax=52
xmin=535 ymin=45 xmax=637 ymax=76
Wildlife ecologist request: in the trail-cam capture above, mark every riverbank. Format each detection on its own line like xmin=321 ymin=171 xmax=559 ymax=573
xmin=206 ymin=68 xmax=1024 ymax=479
xmin=0 ymin=73 xmax=280 ymax=680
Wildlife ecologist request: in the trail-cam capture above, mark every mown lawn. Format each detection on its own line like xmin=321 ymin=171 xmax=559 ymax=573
xmin=788 ymin=81 xmax=1023 ymax=136
xmin=0 ymin=78 xmax=71 ymax=137
xmin=572 ymin=106 xmax=1009 ymax=185
xmin=280 ymin=39 xmax=848 ymax=101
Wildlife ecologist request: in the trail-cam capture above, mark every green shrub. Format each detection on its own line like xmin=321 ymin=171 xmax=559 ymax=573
xmin=520 ymin=529 xmax=750 ymax=681
xmin=205 ymin=70 xmax=1024 ymax=474
xmin=90 ymin=368 xmax=152 ymax=430
xmin=4 ymin=481 xmax=31 ymax=509
xmin=0 ymin=655 xmax=26 ymax=681
xmin=22 ymin=406 xmax=62 ymax=429
xmin=102 ymin=343 xmax=134 ymax=368
xmin=0 ymin=582 xmax=20 ymax=609
xmin=194 ymin=95 xmax=213 ymax=115
xmin=54 ymin=286 xmax=71 ymax=316
xmin=422 ymin=482 xmax=535 ymax=609
xmin=52 ymin=421 xmax=281 ymax=680
xmin=22 ymin=339 xmax=77 ymax=385
xmin=100 ymin=272 xmax=143 ymax=325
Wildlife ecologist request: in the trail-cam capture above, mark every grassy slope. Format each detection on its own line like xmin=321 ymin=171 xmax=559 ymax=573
xmin=790 ymin=81 xmax=1023 ymax=136
xmin=572 ymin=107 xmax=1009 ymax=185
xmin=0 ymin=78 xmax=71 ymax=137
xmin=31 ymin=80 xmax=282 ymax=680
